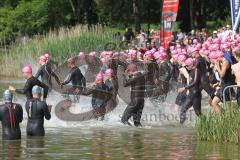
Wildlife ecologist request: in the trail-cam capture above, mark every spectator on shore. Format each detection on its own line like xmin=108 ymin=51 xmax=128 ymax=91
xmin=124 ymin=28 xmax=135 ymax=42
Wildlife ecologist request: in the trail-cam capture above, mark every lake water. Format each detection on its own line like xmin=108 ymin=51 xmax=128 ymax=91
xmin=0 ymin=77 xmax=240 ymax=160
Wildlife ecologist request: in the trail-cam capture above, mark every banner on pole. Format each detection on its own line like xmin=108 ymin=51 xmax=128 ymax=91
xmin=160 ymin=0 xmax=179 ymax=49
xmin=231 ymin=0 xmax=240 ymax=26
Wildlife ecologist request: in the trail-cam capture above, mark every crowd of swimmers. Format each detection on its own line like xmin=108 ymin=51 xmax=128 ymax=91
xmin=1 ymin=25 xmax=240 ymax=140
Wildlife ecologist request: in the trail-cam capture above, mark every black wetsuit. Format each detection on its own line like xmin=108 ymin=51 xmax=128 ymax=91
xmin=144 ymin=61 xmax=159 ymax=97
xmin=157 ymin=61 xmax=171 ymax=83
xmin=180 ymin=68 xmax=202 ymax=124
xmin=35 ymin=64 xmax=60 ymax=88
xmin=16 ymin=76 xmax=49 ymax=100
xmin=0 ymin=103 xmax=23 ymax=140
xmin=25 ymin=98 xmax=51 ymax=136
xmin=196 ymin=56 xmax=215 ymax=98
xmin=105 ymin=78 xmax=118 ymax=96
xmin=121 ymin=72 xmax=146 ymax=126
xmin=84 ymin=82 xmax=110 ymax=120
xmin=62 ymin=66 xmax=86 ymax=89
xmin=175 ymin=66 xmax=189 ymax=106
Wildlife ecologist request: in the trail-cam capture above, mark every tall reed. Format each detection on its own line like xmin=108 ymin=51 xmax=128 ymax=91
xmin=0 ymin=25 xmax=117 ymax=77
xmin=196 ymin=107 xmax=240 ymax=144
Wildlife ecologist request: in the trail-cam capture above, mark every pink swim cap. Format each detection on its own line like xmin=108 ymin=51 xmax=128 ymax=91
xmin=222 ymin=43 xmax=231 ymax=49
xmin=157 ymin=54 xmax=167 ymax=62
xmin=176 ymin=44 xmax=181 ymax=49
xmin=193 ymin=39 xmax=198 ymax=44
xmin=22 ymin=65 xmax=32 ymax=73
xmin=191 ymin=48 xmax=199 ymax=54
xmin=95 ymin=72 xmax=104 ymax=82
xmin=171 ymin=50 xmax=178 ymax=55
xmin=150 ymin=48 xmax=157 ymax=53
xmin=208 ymin=51 xmax=217 ymax=59
xmin=89 ymin=51 xmax=96 ymax=57
xmin=106 ymin=51 xmax=113 ymax=57
xmin=68 ymin=57 xmax=75 ymax=65
xmin=177 ymin=48 xmax=182 ymax=54
xmin=128 ymin=50 xmax=136 ymax=57
xmin=128 ymin=63 xmax=138 ymax=72
xmin=78 ymin=52 xmax=85 ymax=61
xmin=44 ymin=54 xmax=49 ymax=60
xmin=178 ymin=54 xmax=187 ymax=63
xmin=144 ymin=51 xmax=153 ymax=59
xmin=105 ymin=69 xmax=114 ymax=77
xmin=154 ymin=52 xmax=161 ymax=60
xmin=39 ymin=55 xmax=47 ymax=62
xmin=185 ymin=58 xmax=195 ymax=66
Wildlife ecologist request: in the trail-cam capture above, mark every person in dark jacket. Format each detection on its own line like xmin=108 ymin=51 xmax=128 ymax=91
xmin=0 ymin=90 xmax=23 ymax=140
xmin=9 ymin=65 xmax=49 ymax=101
xmin=25 ymin=86 xmax=51 ymax=136
xmin=35 ymin=55 xmax=61 ymax=89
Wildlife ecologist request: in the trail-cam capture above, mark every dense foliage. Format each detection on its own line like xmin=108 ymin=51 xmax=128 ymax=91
xmin=0 ymin=0 xmax=231 ymax=45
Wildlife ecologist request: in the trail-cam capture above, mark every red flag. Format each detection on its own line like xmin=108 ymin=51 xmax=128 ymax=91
xmin=160 ymin=0 xmax=179 ymax=49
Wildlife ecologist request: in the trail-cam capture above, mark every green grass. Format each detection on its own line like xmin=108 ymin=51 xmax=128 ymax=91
xmin=0 ymin=24 xmax=119 ymax=77
xmin=196 ymin=106 xmax=240 ymax=144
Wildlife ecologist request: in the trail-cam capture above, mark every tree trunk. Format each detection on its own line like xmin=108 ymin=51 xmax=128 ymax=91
xmin=133 ymin=0 xmax=141 ymax=33
xmin=189 ymin=0 xmax=194 ymax=29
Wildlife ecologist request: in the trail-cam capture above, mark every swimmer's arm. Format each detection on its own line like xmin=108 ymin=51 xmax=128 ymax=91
xmin=42 ymin=102 xmax=51 ymax=120
xmin=15 ymin=81 xmax=31 ymax=94
xmin=62 ymin=71 xmax=74 ymax=85
xmin=51 ymin=71 xmax=61 ymax=85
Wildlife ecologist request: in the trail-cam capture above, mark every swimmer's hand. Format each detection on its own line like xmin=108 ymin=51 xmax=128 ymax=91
xmin=9 ymin=86 xmax=16 ymax=92
xmin=178 ymin=87 xmax=186 ymax=93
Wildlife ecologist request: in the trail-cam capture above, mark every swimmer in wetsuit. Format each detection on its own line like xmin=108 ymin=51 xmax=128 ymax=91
xmin=25 ymin=86 xmax=51 ymax=136
xmin=121 ymin=63 xmax=146 ymax=127
xmin=104 ymin=69 xmax=118 ymax=96
xmin=178 ymin=58 xmax=202 ymax=124
xmin=0 ymin=90 xmax=23 ymax=140
xmin=35 ymin=55 xmax=61 ymax=89
xmin=192 ymin=49 xmax=215 ymax=99
xmin=9 ymin=65 xmax=49 ymax=101
xmin=84 ymin=72 xmax=110 ymax=120
xmin=61 ymin=57 xmax=86 ymax=102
